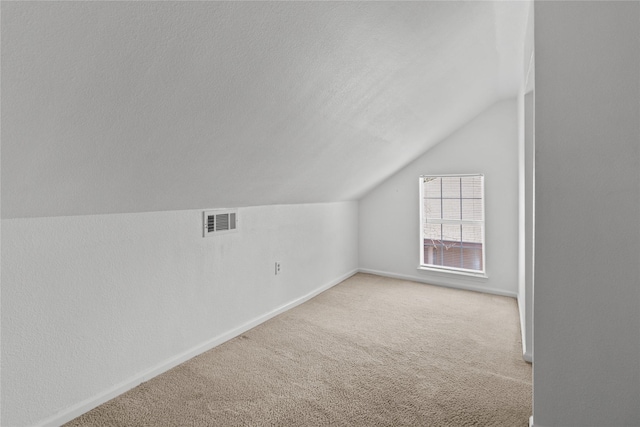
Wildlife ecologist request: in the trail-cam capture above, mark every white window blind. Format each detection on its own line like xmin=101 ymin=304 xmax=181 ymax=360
xmin=420 ymin=174 xmax=485 ymax=274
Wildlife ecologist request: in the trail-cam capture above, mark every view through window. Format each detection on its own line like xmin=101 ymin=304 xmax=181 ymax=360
xmin=420 ymin=175 xmax=485 ymax=274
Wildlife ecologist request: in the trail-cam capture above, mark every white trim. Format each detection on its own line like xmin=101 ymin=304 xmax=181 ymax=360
xmin=518 ymin=292 xmax=532 ymax=363
xmin=529 ymin=415 xmax=534 ymax=427
xmin=359 ymin=268 xmax=517 ymax=298
xmin=420 ymin=173 xmax=485 ymax=177
xmin=34 ymin=269 xmax=358 ymax=427
xmin=418 ymin=265 xmax=488 ymax=279
xmin=525 ymin=50 xmax=535 ymax=93
xmin=518 ymin=294 xmax=528 ymax=361
xmin=426 ymin=218 xmax=484 ymax=226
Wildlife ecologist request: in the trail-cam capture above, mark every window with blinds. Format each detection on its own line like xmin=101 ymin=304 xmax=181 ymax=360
xmin=419 ymin=174 xmax=485 ymax=274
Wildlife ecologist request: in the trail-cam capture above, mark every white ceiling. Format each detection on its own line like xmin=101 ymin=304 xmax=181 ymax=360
xmin=1 ymin=1 xmax=530 ymax=218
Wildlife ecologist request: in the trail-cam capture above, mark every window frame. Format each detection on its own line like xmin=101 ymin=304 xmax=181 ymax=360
xmin=418 ymin=174 xmax=487 ymax=277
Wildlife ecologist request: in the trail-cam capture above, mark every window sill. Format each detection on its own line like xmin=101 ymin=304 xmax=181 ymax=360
xmin=417 ymin=266 xmax=489 ymax=279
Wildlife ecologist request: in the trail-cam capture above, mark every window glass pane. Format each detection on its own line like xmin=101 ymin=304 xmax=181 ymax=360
xmin=441 ymin=177 xmax=460 ymax=199
xmin=423 ymin=244 xmax=436 ymax=265
xmin=424 ymin=177 xmax=441 ymax=198
xmin=461 ymin=176 xmax=483 ymax=198
xmin=423 ymin=224 xmax=441 ymax=241
xmin=440 ymin=245 xmax=463 ymax=269
xmin=461 ymin=224 xmax=483 ymax=244
xmin=461 ymin=247 xmax=483 ymax=271
xmin=461 ymin=198 xmax=483 ymax=221
xmin=442 ymin=199 xmax=461 ymax=220
xmin=441 ymin=224 xmax=461 ymax=243
xmin=424 ymin=198 xmax=441 ymax=219
xmin=426 ymin=242 xmax=446 ymax=266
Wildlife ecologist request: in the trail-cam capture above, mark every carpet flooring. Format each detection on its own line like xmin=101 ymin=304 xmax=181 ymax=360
xmin=66 ymin=273 xmax=532 ymax=426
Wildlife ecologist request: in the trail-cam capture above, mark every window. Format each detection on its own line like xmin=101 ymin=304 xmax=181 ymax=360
xmin=419 ymin=174 xmax=485 ymax=275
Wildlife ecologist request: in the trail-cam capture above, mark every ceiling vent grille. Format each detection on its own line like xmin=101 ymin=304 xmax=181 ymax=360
xmin=203 ymin=209 xmax=238 ymax=237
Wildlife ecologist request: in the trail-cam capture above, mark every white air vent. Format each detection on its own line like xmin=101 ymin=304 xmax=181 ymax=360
xmin=203 ymin=209 xmax=238 ymax=237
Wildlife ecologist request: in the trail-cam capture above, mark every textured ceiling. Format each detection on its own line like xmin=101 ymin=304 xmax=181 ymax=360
xmin=1 ymin=1 xmax=529 ymax=218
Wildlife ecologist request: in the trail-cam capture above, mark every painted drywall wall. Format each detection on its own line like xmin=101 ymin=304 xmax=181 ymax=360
xmin=1 ymin=202 xmax=358 ymax=426
xmin=1 ymin=1 xmax=530 ymax=219
xmin=534 ymin=2 xmax=640 ymax=426
xmin=359 ymin=99 xmax=519 ymax=297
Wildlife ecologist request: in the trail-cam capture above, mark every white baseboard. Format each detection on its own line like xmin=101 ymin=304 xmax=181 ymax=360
xmin=529 ymin=415 xmax=533 ymax=427
xmin=517 ymin=295 xmax=533 ymax=363
xmin=358 ymin=268 xmax=517 ymax=298
xmin=35 ymin=269 xmax=358 ymax=427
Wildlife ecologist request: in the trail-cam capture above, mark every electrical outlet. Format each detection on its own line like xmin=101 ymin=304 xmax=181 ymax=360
xmin=275 ymin=262 xmax=281 ymax=275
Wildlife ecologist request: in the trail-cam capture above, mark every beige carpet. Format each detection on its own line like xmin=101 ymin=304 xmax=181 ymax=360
xmin=66 ymin=273 xmax=532 ymax=426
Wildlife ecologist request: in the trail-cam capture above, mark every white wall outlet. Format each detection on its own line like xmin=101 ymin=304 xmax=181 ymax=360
xmin=275 ymin=262 xmax=281 ymax=275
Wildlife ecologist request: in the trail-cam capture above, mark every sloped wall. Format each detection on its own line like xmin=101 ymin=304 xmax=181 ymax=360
xmin=1 ymin=202 xmax=358 ymax=426
xmin=1 ymin=1 xmax=527 ymax=220
xmin=359 ymin=99 xmax=519 ymax=296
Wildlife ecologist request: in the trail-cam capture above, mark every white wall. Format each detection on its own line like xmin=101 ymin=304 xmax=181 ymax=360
xmin=534 ymin=2 xmax=640 ymax=426
xmin=1 ymin=202 xmax=358 ymax=427
xmin=359 ymin=98 xmax=519 ymax=297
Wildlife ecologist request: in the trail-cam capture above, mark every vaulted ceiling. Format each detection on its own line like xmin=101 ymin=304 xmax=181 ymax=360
xmin=1 ymin=1 xmax=530 ymax=219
